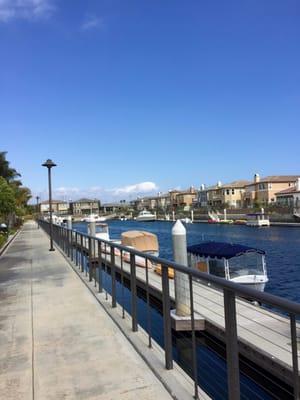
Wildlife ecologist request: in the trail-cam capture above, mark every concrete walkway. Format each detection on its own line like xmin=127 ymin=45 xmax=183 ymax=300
xmin=0 ymin=222 xmax=173 ymax=400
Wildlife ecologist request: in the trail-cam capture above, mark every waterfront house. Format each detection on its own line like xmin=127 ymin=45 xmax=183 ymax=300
xmin=275 ymin=178 xmax=300 ymax=209
xmin=70 ymin=198 xmax=100 ymax=216
xmin=134 ymin=196 xmax=158 ymax=211
xmin=40 ymin=200 xmax=69 ymax=215
xmin=173 ymin=187 xmax=197 ymax=211
xmin=99 ymin=202 xmax=130 ymax=213
xmin=221 ymin=180 xmax=250 ymax=208
xmin=203 ymin=180 xmax=248 ymax=209
xmin=243 ymin=174 xmax=300 ymax=207
xmin=156 ymin=193 xmax=171 ymax=210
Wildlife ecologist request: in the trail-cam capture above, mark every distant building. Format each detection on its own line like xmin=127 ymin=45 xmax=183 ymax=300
xmin=100 ymin=202 xmax=130 ymax=213
xmin=197 ymin=180 xmax=249 ymax=209
xmin=40 ymin=200 xmax=69 ymax=215
xmin=70 ymin=199 xmax=100 ymax=216
xmin=173 ymin=187 xmax=197 ymax=211
xmin=275 ymin=178 xmax=300 ymax=208
xmin=243 ymin=174 xmax=300 ymax=207
xmin=221 ymin=180 xmax=250 ymax=208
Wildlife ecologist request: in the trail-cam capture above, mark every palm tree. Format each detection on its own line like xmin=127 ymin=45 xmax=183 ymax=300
xmin=0 ymin=151 xmax=21 ymax=182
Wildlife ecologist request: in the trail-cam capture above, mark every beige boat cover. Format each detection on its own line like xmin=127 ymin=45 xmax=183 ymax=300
xmin=121 ymin=231 xmax=159 ymax=252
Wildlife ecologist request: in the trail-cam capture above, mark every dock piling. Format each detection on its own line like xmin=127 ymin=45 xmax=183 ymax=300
xmin=172 ymin=220 xmax=190 ymax=317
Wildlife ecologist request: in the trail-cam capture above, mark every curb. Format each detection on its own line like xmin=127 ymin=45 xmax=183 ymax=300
xmin=0 ymin=230 xmax=20 ymax=257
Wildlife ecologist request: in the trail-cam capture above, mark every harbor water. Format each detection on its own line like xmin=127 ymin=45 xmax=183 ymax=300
xmin=73 ymin=219 xmax=299 ymax=400
xmin=75 ymin=219 xmax=300 ymax=303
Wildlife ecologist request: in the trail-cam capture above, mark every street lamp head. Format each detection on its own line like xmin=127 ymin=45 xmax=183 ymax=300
xmin=42 ymin=159 xmax=57 ymax=169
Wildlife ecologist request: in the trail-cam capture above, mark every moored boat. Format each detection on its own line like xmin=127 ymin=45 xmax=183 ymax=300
xmin=136 ymin=210 xmax=156 ymax=222
xmin=121 ymin=230 xmax=159 ymax=268
xmin=82 ymin=214 xmax=107 ymax=223
xmin=187 ymin=241 xmax=268 ymax=291
xmin=246 ymin=211 xmax=270 ymax=227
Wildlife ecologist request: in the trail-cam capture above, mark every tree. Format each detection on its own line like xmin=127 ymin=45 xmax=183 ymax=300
xmin=0 ymin=152 xmax=32 ymax=222
xmin=0 ymin=151 xmax=21 ymax=182
xmin=0 ymin=177 xmax=16 ymax=219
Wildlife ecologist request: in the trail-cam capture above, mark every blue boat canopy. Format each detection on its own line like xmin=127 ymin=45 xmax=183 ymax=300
xmin=187 ymin=241 xmax=265 ymax=260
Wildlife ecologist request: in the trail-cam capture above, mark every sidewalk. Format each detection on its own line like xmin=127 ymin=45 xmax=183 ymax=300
xmin=0 ymin=222 xmax=173 ymax=400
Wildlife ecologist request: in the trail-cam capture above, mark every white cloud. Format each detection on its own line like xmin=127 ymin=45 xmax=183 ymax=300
xmin=81 ymin=14 xmax=104 ymax=31
xmin=111 ymin=182 xmax=158 ymax=196
xmin=0 ymin=0 xmax=55 ymax=22
xmin=34 ymin=181 xmax=158 ymax=203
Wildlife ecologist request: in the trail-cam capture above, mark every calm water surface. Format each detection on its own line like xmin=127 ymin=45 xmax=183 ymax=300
xmin=74 ymin=219 xmax=299 ymax=399
xmin=75 ymin=219 xmax=300 ymax=303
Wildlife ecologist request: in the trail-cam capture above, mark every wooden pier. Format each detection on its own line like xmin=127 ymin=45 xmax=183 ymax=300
xmin=77 ymin=237 xmax=300 ymax=390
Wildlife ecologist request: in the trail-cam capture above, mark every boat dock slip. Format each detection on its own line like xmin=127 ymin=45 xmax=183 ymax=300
xmin=0 ymin=222 xmax=207 ymax=400
xmin=68 ymin=231 xmax=300 ymax=394
xmin=96 ymin=253 xmax=299 ymax=384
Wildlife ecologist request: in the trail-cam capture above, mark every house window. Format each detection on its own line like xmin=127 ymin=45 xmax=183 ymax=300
xmin=226 ymin=189 xmax=230 ymax=195
xmin=232 ymin=189 xmax=235 ymax=195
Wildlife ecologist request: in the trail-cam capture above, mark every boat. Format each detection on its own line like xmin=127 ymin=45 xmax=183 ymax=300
xmin=246 ymin=211 xmax=270 ymax=227
xmin=208 ymin=210 xmax=220 ymax=223
xmin=234 ymin=219 xmax=247 ymax=225
xmin=119 ymin=215 xmax=127 ymax=221
xmin=187 ymin=241 xmax=268 ymax=292
xmin=136 ymin=210 xmax=156 ymax=222
xmin=121 ymin=230 xmax=159 ymax=268
xmin=81 ymin=214 xmax=107 ymax=223
xmin=181 ymin=217 xmax=192 ymax=224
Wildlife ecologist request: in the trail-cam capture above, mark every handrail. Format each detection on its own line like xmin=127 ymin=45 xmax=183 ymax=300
xmin=59 ymin=225 xmax=300 ymax=315
xmin=39 ymin=219 xmax=300 ymax=400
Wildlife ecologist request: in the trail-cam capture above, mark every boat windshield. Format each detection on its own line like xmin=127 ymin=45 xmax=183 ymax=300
xmin=97 ymin=224 xmax=108 ymax=233
xmin=208 ymin=259 xmax=226 ymax=278
xmin=228 ymin=253 xmax=264 ymax=278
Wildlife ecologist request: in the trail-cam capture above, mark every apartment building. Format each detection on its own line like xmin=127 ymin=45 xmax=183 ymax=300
xmin=243 ymin=174 xmax=300 ymax=207
xmin=40 ymin=200 xmax=69 ymax=215
xmin=70 ymin=199 xmax=100 ymax=215
xmin=275 ymin=178 xmax=300 ymax=208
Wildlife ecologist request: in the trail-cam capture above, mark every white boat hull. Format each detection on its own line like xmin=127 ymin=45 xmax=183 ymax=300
xmin=136 ymin=216 xmax=156 ymax=221
xmin=230 ymin=275 xmax=268 ymax=292
xmin=246 ymin=220 xmax=270 ymax=227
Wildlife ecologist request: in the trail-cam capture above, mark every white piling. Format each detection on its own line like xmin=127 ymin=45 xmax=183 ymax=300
xmin=172 ymin=220 xmax=191 ymax=316
xmin=224 ymin=208 xmax=227 ymax=221
xmin=172 ymin=210 xmax=175 ymax=221
xmin=67 ymin=215 xmax=72 ymax=230
xmin=191 ymin=209 xmax=194 ymax=222
xmin=88 ymin=217 xmax=96 ymax=237
xmin=88 ymin=217 xmax=96 ymax=257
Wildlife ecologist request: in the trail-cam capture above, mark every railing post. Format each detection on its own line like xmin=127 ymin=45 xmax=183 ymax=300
xmin=71 ymin=230 xmax=74 ymax=262
xmin=224 ymin=289 xmax=240 ymax=400
xmin=290 ymin=313 xmax=300 ymax=400
xmin=189 ymin=273 xmax=199 ymax=399
xmin=97 ymin=241 xmax=103 ymax=293
xmin=75 ymin=231 xmax=78 ymax=266
xmin=80 ymin=234 xmax=84 ymax=273
xmin=161 ymin=264 xmax=173 ymax=370
xmin=88 ymin=236 xmax=92 ymax=281
xmin=130 ymin=253 xmax=138 ymax=332
xmin=110 ymin=245 xmax=117 ymax=308
xmin=68 ymin=229 xmax=71 ymax=258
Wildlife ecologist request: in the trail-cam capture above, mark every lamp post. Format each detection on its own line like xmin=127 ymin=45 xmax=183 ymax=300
xmin=42 ymin=159 xmax=57 ymax=251
xmin=36 ymin=196 xmax=40 ymax=229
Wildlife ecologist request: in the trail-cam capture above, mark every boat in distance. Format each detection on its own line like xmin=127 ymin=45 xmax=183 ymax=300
xmin=81 ymin=214 xmax=107 ymax=223
xmin=187 ymin=241 xmax=268 ymax=292
xmin=136 ymin=210 xmax=156 ymax=222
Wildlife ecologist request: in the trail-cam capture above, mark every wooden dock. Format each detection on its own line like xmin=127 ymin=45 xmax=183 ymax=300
xmin=78 ymin=239 xmax=299 ymax=389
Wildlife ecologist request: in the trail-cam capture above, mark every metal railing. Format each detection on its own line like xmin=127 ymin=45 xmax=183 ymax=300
xmin=39 ymin=220 xmax=300 ymax=400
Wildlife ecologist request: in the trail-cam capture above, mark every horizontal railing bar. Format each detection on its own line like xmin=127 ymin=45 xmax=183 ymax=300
xmin=39 ymin=221 xmax=300 ymax=315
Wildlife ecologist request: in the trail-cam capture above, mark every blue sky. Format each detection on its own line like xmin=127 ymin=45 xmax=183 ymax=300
xmin=1 ymin=0 xmax=299 ymax=202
